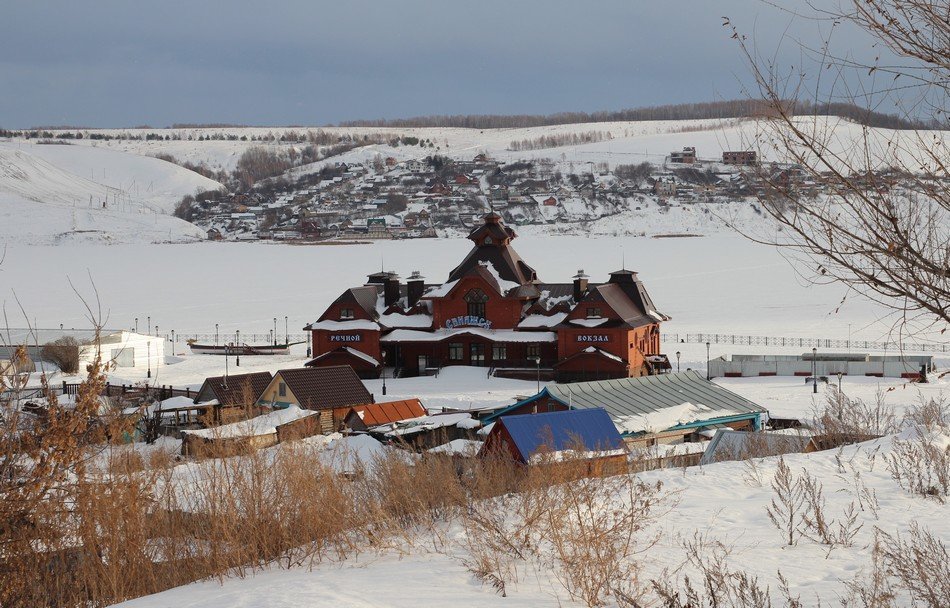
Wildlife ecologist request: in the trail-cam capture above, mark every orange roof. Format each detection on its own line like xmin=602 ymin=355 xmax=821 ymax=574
xmin=348 ymin=398 xmax=426 ymax=426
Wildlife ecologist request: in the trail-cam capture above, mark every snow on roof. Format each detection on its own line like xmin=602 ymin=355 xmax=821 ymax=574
xmin=481 ymin=260 xmax=522 ymax=294
xmin=377 ymin=412 xmax=474 ymax=437
xmin=422 ymin=280 xmax=458 ymax=298
xmin=427 ymin=438 xmax=482 ymax=456
xmin=379 ymin=313 xmax=433 ymax=329
xmin=183 ymin=405 xmax=317 ymax=439
xmin=381 ymin=328 xmax=557 ymax=343
xmin=518 ymin=313 xmax=568 ymax=328
xmin=570 ymin=317 xmax=610 ymax=327
xmin=340 ymin=347 xmax=379 ymax=366
xmin=582 ymin=346 xmax=623 ymax=363
xmin=615 ymin=402 xmax=740 ymax=435
xmin=308 ymin=319 xmax=380 ymax=331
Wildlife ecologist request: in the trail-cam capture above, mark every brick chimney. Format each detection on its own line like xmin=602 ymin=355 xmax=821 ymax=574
xmin=407 ymin=271 xmax=425 ymax=308
xmin=383 ymin=272 xmax=401 ymax=308
xmin=572 ymin=269 xmax=589 ymax=302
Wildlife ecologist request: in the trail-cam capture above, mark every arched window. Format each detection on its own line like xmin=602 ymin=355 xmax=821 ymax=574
xmin=464 ymin=288 xmax=489 ymax=318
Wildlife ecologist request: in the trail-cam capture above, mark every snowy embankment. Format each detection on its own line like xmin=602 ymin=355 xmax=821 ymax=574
xmin=112 ymin=417 xmax=950 ymax=607
xmin=0 ymin=141 xmax=219 ymax=244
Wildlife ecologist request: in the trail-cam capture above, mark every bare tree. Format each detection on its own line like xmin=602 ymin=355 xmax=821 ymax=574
xmin=725 ymin=1 xmax=949 ymax=333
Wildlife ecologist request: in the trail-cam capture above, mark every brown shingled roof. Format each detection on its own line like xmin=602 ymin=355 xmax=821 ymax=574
xmin=197 ymin=372 xmax=273 ymax=406
xmin=275 ymin=366 xmax=373 ymax=411
xmin=346 ymin=398 xmax=427 ymax=427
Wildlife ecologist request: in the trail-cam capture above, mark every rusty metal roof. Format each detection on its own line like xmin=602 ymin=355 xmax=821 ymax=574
xmin=347 ymin=398 xmax=427 ymax=426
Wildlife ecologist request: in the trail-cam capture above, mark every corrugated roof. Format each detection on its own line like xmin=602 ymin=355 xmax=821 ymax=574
xmin=275 ymin=366 xmax=373 ymax=411
xmin=348 ymin=398 xmax=427 ymax=426
xmin=496 ymin=408 xmax=624 ymax=462
xmin=546 ymin=371 xmax=764 ymax=420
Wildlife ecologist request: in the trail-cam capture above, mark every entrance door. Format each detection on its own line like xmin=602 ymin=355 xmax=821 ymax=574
xmin=470 ymin=343 xmax=485 ymax=366
xmin=417 ymin=354 xmax=428 ymax=372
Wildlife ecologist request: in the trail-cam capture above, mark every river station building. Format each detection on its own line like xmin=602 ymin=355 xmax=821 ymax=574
xmin=305 ymin=212 xmax=670 ymax=381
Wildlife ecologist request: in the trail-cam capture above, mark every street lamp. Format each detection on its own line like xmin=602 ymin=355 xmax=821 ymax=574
xmin=381 ymin=350 xmax=388 ymax=396
xmin=273 ymin=317 xmax=277 ymax=346
xmin=675 ymin=350 xmax=681 ymax=373
xmin=285 ymin=316 xmax=288 ymax=344
xmin=837 ymin=371 xmax=843 ymax=393
xmin=215 ymin=323 xmax=219 ymax=346
xmin=235 ymin=330 xmax=241 ymax=367
xmin=171 ymin=330 xmax=176 ymax=356
xmin=147 ymin=316 xmax=151 ymax=335
xmin=147 ymin=341 xmax=152 ymax=379
xmin=812 ymin=347 xmax=818 ymax=394
xmin=705 ymin=342 xmax=711 ymax=380
xmin=135 ymin=317 xmax=138 ymax=333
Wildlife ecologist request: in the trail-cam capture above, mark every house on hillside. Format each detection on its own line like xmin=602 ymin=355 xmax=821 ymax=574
xmin=180 ymin=405 xmax=320 ymax=457
xmin=479 ymin=408 xmax=627 ymax=474
xmin=255 ymin=366 xmax=374 ymax=433
xmin=722 ymin=151 xmax=758 ymax=166
xmin=343 ymin=398 xmax=427 ymax=432
xmin=192 ymin=371 xmax=274 ymax=425
xmin=670 ymin=147 xmax=696 ymax=164
xmin=483 ymin=370 xmax=767 ymax=449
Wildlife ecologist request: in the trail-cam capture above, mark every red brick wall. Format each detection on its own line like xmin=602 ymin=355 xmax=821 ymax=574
xmin=430 ymin=275 xmax=524 ymax=330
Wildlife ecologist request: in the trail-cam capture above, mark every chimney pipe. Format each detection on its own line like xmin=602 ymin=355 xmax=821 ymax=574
xmin=407 ymin=271 xmax=425 ymax=308
xmin=383 ymin=273 xmax=401 ymax=308
xmin=572 ymin=269 xmax=589 ymax=302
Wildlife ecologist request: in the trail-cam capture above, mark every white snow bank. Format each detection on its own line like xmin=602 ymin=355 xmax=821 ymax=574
xmin=614 ymin=401 xmax=739 ymax=434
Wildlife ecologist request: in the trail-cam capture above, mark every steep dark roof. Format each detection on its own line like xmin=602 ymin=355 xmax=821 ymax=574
xmin=197 ymin=372 xmax=273 ymax=406
xmin=447 ymin=212 xmax=538 ymax=286
xmin=275 ymin=366 xmax=373 ymax=411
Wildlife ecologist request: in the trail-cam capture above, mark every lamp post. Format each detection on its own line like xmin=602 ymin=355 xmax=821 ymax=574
xmin=705 ymin=342 xmax=710 ymax=380
xmin=273 ymin=317 xmax=277 ymax=346
xmin=381 ymin=350 xmax=387 ymax=396
xmin=147 ymin=341 xmax=152 ymax=379
xmin=306 ymin=330 xmax=311 ymax=357
xmin=837 ymin=371 xmax=843 ymax=393
xmin=284 ymin=316 xmax=288 ymax=345
xmin=147 ymin=316 xmax=151 ymax=335
xmin=532 ymin=356 xmax=541 ymax=393
xmin=675 ymin=350 xmax=681 ymax=372
xmin=135 ymin=317 xmax=138 ymax=333
xmin=215 ymin=323 xmax=219 ymax=346
xmin=171 ymin=330 xmax=176 ymax=356
xmin=812 ymin=347 xmax=818 ymax=394
xmin=235 ymin=330 xmax=241 ymax=367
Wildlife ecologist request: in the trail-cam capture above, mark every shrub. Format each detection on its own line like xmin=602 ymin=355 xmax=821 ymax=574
xmin=40 ymin=336 xmax=80 ymax=373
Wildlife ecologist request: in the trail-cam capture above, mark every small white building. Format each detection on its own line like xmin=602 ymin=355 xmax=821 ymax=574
xmin=80 ymin=331 xmax=165 ymax=370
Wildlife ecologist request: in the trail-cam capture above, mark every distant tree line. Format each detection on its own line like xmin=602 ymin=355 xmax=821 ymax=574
xmin=508 ymin=130 xmax=611 ymax=151
xmin=338 ymin=99 xmax=933 ymax=130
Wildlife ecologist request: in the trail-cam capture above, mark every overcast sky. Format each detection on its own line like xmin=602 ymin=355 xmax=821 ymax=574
xmin=0 ymin=1 xmax=883 ymax=128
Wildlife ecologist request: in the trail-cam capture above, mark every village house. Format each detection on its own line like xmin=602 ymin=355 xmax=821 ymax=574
xmin=479 ymin=408 xmax=628 ymax=475
xmin=305 ymin=212 xmax=670 ymax=381
xmin=670 ymin=147 xmax=696 ymax=164
xmin=722 ymin=150 xmax=758 ymax=166
xmin=192 ymin=371 xmax=274 ymax=425
xmin=255 ymin=366 xmax=374 ymax=433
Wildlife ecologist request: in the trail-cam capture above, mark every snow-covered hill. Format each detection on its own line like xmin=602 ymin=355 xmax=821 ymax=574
xmin=0 ymin=141 xmax=219 ymax=244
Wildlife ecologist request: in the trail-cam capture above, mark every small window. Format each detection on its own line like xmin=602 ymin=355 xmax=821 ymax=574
xmin=340 ymin=308 xmax=354 ymax=320
xmin=526 ymin=344 xmax=540 ymax=359
xmin=278 ymin=382 xmax=286 ymax=397
xmin=484 ymin=236 xmax=493 ymax=245
xmin=465 ymin=288 xmax=489 ymax=318
xmin=586 ymin=307 xmax=602 ymax=318
xmin=448 ymin=343 xmax=464 ymax=360
xmin=492 ymin=344 xmax=507 ymax=361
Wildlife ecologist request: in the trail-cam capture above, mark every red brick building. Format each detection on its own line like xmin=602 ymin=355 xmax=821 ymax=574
xmin=305 ymin=212 xmax=670 ymax=381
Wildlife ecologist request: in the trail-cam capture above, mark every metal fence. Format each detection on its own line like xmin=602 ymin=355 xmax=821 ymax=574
xmin=661 ymin=333 xmax=948 ymax=354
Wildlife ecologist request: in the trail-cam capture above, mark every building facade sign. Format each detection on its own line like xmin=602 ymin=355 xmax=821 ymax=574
xmin=576 ymin=334 xmax=611 ymax=343
xmin=329 ymin=334 xmax=363 ymax=343
xmin=445 ymin=316 xmax=492 ymax=330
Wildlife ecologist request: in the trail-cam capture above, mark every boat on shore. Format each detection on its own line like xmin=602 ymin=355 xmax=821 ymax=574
xmin=188 ymin=342 xmax=302 ymax=356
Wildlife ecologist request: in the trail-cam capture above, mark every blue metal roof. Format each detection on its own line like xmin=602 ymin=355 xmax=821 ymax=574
xmin=498 ymin=408 xmax=624 ymax=462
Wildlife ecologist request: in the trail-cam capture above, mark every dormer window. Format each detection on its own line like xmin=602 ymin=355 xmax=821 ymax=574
xmin=340 ymin=308 xmax=354 ymax=320
xmin=484 ymin=237 xmax=493 ymax=245
xmin=465 ymin=288 xmax=489 ymax=318
xmin=586 ymin=307 xmax=602 ymax=318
